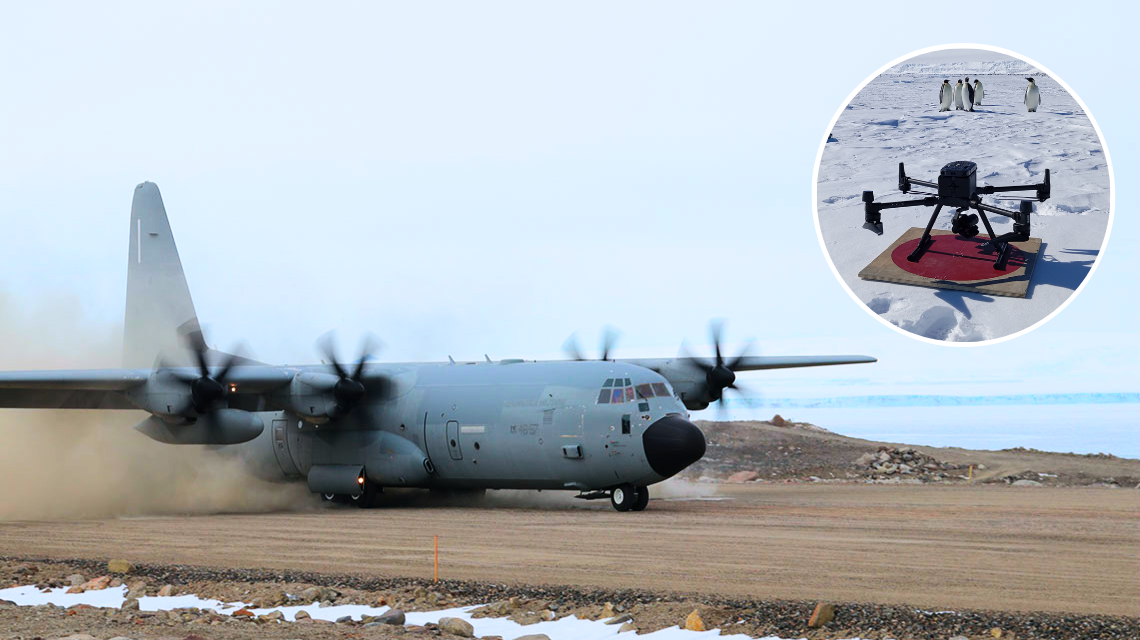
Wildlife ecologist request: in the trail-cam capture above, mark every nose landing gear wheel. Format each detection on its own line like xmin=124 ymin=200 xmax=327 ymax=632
xmin=631 ymin=485 xmax=649 ymax=511
xmin=610 ymin=483 xmax=636 ymax=512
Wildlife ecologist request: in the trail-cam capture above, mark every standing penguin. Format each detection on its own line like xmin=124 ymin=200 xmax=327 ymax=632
xmin=954 ymin=79 xmax=966 ymax=110
xmin=973 ymin=78 xmax=984 ymax=106
xmin=938 ymin=79 xmax=953 ymax=112
xmin=1024 ymin=77 xmax=1041 ymax=112
xmin=963 ymin=77 xmax=975 ymax=111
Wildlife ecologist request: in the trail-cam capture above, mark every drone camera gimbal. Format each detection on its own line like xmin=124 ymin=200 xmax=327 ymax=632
xmin=861 ymin=161 xmax=1050 ymax=270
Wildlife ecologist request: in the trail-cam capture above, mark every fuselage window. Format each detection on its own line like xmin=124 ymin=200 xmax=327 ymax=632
xmin=621 ymin=414 xmax=631 ymax=434
xmin=651 ymin=382 xmax=669 ymax=397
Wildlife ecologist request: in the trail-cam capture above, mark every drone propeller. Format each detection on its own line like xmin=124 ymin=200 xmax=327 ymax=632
xmin=316 ymin=331 xmax=381 ymax=417
xmin=563 ymin=326 xmax=621 ymax=361
xmin=680 ymin=321 xmax=755 ymax=416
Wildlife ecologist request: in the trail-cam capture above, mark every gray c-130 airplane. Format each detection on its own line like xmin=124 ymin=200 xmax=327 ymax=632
xmin=0 ymin=184 xmax=875 ymax=511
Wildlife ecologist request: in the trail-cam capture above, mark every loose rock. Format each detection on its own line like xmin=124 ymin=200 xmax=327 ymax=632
xmin=809 ymin=602 xmax=835 ymax=627
xmin=375 ymin=609 xmax=406 ymax=625
xmin=438 ymin=616 xmax=475 ymax=637
xmin=684 ymin=609 xmax=705 ymax=632
xmin=107 ymin=559 xmax=134 ymax=574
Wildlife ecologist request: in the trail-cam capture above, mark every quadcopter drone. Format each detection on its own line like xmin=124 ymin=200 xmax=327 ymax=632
xmin=861 ymin=161 xmax=1051 ymax=270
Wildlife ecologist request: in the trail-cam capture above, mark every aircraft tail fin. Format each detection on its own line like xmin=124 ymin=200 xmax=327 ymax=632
xmin=122 ymin=182 xmax=201 ymax=367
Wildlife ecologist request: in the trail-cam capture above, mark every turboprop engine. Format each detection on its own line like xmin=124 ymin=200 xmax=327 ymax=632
xmin=133 ymin=409 xmax=264 ymax=445
xmin=125 ymin=348 xmax=265 ymax=445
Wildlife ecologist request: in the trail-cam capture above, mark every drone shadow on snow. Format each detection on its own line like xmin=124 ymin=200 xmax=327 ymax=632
xmin=932 ymin=289 xmax=993 ymax=320
xmin=1028 ymin=244 xmax=1098 ymax=297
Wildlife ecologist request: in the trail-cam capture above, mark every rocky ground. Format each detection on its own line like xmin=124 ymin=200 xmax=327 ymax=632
xmin=686 ymin=417 xmax=1140 ymax=487
xmin=2 ymin=558 xmax=1138 ymax=640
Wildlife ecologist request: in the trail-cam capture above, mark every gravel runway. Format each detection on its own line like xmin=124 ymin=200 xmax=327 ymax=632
xmin=0 ymin=484 xmax=1134 ymax=617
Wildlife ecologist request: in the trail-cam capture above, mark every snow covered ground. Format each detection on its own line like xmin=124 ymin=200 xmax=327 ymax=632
xmin=816 ymin=72 xmax=1110 ymax=342
xmin=0 ymin=583 xmax=831 ymax=640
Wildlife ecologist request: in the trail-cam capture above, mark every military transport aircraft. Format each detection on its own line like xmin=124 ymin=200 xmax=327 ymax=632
xmin=0 ymin=183 xmax=875 ymax=511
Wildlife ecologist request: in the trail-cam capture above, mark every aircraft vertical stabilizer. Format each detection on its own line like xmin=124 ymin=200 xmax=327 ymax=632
xmin=122 ymin=182 xmax=201 ymax=367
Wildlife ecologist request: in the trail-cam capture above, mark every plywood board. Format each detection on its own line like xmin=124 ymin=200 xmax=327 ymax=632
xmin=857 ymin=227 xmax=1040 ymax=298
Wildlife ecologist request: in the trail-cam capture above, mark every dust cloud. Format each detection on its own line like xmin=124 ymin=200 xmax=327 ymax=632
xmin=0 ymin=291 xmax=314 ymax=521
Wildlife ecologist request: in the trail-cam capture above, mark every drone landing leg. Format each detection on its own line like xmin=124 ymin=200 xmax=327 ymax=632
xmin=975 ymin=207 xmax=1010 ymax=270
xmin=907 ymin=204 xmax=943 ymax=263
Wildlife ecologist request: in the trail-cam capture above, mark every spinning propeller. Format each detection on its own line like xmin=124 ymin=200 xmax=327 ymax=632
xmin=680 ymin=321 xmax=755 ymax=412
xmin=316 ymin=332 xmax=381 ymax=417
xmin=563 ymin=326 xmax=621 ymax=362
xmin=156 ymin=328 xmax=248 ymax=415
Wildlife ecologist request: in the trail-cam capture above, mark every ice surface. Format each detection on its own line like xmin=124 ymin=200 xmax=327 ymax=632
xmin=817 ymin=74 xmax=1109 ymax=342
xmin=0 ymin=584 xmax=854 ymax=640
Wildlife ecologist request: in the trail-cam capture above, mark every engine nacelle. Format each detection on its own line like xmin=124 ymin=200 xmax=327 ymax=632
xmin=283 ymin=371 xmax=341 ymax=423
xmin=124 ymin=371 xmax=195 ymax=418
xmin=133 ymin=409 xmax=265 ymax=445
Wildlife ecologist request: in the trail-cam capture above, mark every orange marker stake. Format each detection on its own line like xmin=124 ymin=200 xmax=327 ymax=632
xmin=434 ymin=535 xmax=439 ymax=583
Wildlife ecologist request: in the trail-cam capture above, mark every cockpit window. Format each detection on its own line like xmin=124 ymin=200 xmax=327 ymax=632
xmin=603 ymin=378 xmax=614 ymax=387
xmin=597 ymin=389 xmax=611 ymax=404
xmin=610 ymin=388 xmax=624 ymax=403
xmin=651 ymin=382 xmax=669 ymax=397
xmin=635 ymin=383 xmax=653 ymax=399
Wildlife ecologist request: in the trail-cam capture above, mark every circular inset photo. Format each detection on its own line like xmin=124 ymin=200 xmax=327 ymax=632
xmin=813 ymin=45 xmax=1113 ymax=344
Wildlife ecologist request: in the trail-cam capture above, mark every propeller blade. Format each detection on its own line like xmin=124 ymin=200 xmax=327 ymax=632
xmin=562 ymin=333 xmax=586 ymax=361
xmin=677 ymin=342 xmax=714 ymax=374
xmin=600 ymin=326 xmax=620 ymax=361
xmin=727 ymin=340 xmax=756 ymax=371
xmin=212 ymin=345 xmax=248 ymax=383
xmin=710 ymin=321 xmax=725 ymax=367
xmin=317 ymin=332 xmax=350 ymax=379
xmin=351 ymin=333 xmax=381 ymax=380
xmin=192 ymin=346 xmax=210 ymax=378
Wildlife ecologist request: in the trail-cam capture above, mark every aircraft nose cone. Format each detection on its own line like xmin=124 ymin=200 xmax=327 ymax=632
xmin=642 ymin=415 xmax=706 ymax=479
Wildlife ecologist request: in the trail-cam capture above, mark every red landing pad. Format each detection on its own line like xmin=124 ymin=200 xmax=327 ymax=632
xmin=858 ymin=228 xmax=1040 ymax=298
xmin=891 ymin=234 xmax=1028 ymax=281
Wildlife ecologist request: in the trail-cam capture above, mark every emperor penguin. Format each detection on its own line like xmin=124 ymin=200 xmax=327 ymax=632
xmin=954 ymin=79 xmax=966 ymax=110
xmin=938 ymin=79 xmax=953 ymax=111
xmin=973 ymin=78 xmax=984 ymax=106
xmin=963 ymin=77 xmax=975 ymax=111
xmin=1024 ymin=77 xmax=1041 ymax=112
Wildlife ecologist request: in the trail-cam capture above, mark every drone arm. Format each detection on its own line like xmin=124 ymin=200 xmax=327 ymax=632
xmin=974 ymin=201 xmax=1022 ymax=220
xmin=861 ymin=190 xmax=937 ymax=235
xmin=896 ymin=162 xmax=936 ymax=193
xmin=977 ymin=169 xmax=1051 ymax=201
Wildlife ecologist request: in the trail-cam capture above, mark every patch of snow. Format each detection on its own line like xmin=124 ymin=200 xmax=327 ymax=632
xmin=0 ymin=584 xmax=850 ymax=640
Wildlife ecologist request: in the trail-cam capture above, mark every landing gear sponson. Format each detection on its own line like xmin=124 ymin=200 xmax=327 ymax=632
xmin=862 ymin=161 xmax=1050 ymax=270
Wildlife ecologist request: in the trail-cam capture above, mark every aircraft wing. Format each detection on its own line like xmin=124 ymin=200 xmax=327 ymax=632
xmin=619 ymin=354 xmax=876 ymax=410
xmin=0 ymin=369 xmax=149 ymax=409
xmin=0 ymin=366 xmax=297 ymax=410
xmin=621 ymin=355 xmax=876 ymax=372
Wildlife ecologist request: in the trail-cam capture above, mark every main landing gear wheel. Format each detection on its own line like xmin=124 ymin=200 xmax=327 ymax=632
xmin=321 ymin=493 xmax=349 ymax=505
xmin=632 ymin=485 xmax=649 ymax=511
xmin=610 ymin=483 xmax=637 ymax=512
xmin=351 ymin=479 xmax=382 ymax=509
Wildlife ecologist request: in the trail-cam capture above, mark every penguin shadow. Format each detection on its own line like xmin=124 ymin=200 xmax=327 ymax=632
xmin=1027 ymin=244 xmax=1098 ymax=296
xmin=920 ymin=114 xmax=953 ymax=121
xmin=933 ymin=289 xmax=993 ymax=319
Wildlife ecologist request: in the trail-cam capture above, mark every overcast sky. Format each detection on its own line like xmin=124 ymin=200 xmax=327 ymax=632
xmin=0 ymin=4 xmax=1135 ymax=430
